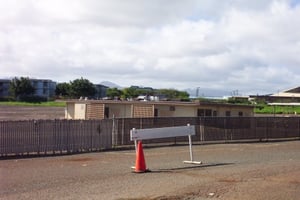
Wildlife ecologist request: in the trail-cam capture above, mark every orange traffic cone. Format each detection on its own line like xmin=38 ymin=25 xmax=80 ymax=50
xmin=134 ymin=141 xmax=148 ymax=173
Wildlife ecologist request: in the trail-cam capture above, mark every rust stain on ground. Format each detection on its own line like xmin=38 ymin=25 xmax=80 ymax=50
xmin=66 ymin=157 xmax=94 ymax=162
xmin=218 ymin=178 xmax=240 ymax=183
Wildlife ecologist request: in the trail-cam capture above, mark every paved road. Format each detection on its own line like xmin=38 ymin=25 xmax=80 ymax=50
xmin=1 ymin=141 xmax=300 ymax=200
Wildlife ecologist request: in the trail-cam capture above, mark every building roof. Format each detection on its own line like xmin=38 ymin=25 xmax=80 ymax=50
xmin=283 ymin=86 xmax=300 ymax=93
xmin=66 ymin=99 xmax=254 ymax=108
xmin=268 ymin=102 xmax=300 ymax=106
xmin=271 ymin=86 xmax=300 ymax=98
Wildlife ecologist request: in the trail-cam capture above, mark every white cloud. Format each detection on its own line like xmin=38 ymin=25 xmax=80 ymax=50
xmin=1 ymin=0 xmax=300 ymax=95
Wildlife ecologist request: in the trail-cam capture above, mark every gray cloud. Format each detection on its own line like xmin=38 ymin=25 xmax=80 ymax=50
xmin=1 ymin=0 xmax=300 ymax=95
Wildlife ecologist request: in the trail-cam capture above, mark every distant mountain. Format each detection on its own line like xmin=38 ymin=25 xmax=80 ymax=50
xmin=100 ymin=81 xmax=122 ymax=88
xmin=185 ymin=87 xmax=231 ymax=98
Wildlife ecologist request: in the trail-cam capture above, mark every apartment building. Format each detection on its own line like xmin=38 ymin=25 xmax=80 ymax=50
xmin=0 ymin=78 xmax=56 ymax=99
xmin=30 ymin=79 xmax=56 ymax=98
xmin=0 ymin=79 xmax=11 ymax=98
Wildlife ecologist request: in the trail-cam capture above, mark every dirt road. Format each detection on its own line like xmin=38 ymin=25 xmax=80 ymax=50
xmin=1 ymin=140 xmax=299 ymax=200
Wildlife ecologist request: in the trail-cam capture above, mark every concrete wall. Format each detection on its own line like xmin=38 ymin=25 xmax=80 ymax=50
xmin=74 ymin=103 xmax=86 ymax=119
xmin=107 ymin=104 xmax=132 ymax=118
xmin=216 ymin=107 xmax=253 ymax=117
xmin=155 ymin=105 xmax=196 ymax=117
xmin=65 ymin=103 xmax=74 ymax=119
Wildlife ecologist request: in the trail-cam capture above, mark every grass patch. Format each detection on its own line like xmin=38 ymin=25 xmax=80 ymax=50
xmin=0 ymin=101 xmax=66 ymax=107
xmin=255 ymin=104 xmax=300 ymax=114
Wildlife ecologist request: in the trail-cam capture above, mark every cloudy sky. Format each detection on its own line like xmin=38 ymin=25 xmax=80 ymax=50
xmin=1 ymin=0 xmax=300 ymax=96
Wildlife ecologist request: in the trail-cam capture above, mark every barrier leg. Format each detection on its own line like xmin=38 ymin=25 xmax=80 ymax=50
xmin=183 ymin=135 xmax=202 ymax=164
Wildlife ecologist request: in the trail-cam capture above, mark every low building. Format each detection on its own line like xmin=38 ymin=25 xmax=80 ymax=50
xmin=65 ymin=100 xmax=254 ymax=119
xmin=269 ymin=87 xmax=300 ymax=102
xmin=250 ymin=86 xmax=300 ymax=103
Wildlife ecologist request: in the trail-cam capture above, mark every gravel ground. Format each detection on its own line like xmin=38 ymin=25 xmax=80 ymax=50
xmin=1 ymin=140 xmax=299 ymax=200
xmin=0 ymin=105 xmax=65 ymax=121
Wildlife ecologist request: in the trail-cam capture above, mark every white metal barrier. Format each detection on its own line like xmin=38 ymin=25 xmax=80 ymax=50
xmin=130 ymin=124 xmax=201 ymax=164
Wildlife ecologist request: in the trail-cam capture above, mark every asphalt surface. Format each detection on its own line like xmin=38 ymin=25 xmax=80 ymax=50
xmin=1 ymin=140 xmax=300 ymax=200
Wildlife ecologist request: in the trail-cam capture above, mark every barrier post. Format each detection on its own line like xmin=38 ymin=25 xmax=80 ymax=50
xmin=183 ymin=124 xmax=202 ymax=165
xmin=183 ymin=134 xmax=201 ymax=164
xmin=132 ymin=128 xmax=138 ymax=153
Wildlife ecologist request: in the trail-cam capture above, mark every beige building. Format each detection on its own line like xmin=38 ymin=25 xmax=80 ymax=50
xmin=65 ymin=100 xmax=254 ymax=120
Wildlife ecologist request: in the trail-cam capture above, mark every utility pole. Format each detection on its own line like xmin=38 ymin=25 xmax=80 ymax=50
xmin=196 ymin=87 xmax=200 ymax=98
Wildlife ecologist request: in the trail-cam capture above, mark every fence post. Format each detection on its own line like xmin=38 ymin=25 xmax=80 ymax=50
xmin=299 ymin=117 xmax=300 ymax=140
xmin=35 ymin=120 xmax=40 ymax=155
xmin=121 ymin=118 xmax=125 ymax=145
xmin=224 ymin=117 xmax=227 ymax=142
xmin=266 ymin=117 xmax=269 ymax=141
xmin=90 ymin=120 xmax=93 ymax=151
xmin=112 ymin=116 xmax=116 ymax=147
xmin=139 ymin=118 xmax=143 ymax=129
xmin=67 ymin=120 xmax=70 ymax=153
xmin=253 ymin=117 xmax=256 ymax=140
xmin=173 ymin=118 xmax=177 ymax=145
xmin=199 ymin=117 xmax=204 ymax=142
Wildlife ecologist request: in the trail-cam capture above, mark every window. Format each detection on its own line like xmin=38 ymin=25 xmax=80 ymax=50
xmin=169 ymin=106 xmax=175 ymax=111
xmin=197 ymin=109 xmax=205 ymax=117
xmin=213 ymin=110 xmax=217 ymax=116
xmin=205 ymin=109 xmax=212 ymax=116
xmin=33 ymin=81 xmax=38 ymax=87
xmin=154 ymin=108 xmax=158 ymax=117
xmin=43 ymin=81 xmax=48 ymax=87
xmin=104 ymin=107 xmax=109 ymax=118
xmin=198 ymin=109 xmax=212 ymax=117
xmin=225 ymin=111 xmax=231 ymax=117
xmin=238 ymin=111 xmax=243 ymax=117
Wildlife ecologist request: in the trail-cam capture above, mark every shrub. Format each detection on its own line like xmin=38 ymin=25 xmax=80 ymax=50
xmin=19 ymin=95 xmax=48 ymax=103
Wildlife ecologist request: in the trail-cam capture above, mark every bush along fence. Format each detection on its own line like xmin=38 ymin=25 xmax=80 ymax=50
xmin=1 ymin=117 xmax=300 ymax=157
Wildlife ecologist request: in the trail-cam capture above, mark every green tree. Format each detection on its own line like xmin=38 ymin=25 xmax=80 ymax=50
xmin=121 ymin=87 xmax=139 ymax=99
xmin=176 ymin=90 xmax=190 ymax=100
xmin=69 ymin=78 xmax=96 ymax=98
xmin=55 ymin=82 xmax=71 ymax=97
xmin=121 ymin=86 xmax=154 ymax=99
xmin=157 ymin=89 xmax=189 ymax=100
xmin=106 ymin=87 xmax=123 ymax=99
xmin=9 ymin=77 xmax=35 ymax=100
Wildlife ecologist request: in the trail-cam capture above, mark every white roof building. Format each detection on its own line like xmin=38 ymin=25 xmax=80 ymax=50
xmin=271 ymin=87 xmax=300 ymax=98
